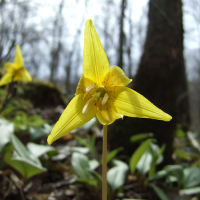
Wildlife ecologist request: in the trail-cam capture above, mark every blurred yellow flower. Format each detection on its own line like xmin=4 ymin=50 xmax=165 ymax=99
xmin=47 ymin=19 xmax=172 ymax=145
xmin=0 ymin=45 xmax=32 ymax=86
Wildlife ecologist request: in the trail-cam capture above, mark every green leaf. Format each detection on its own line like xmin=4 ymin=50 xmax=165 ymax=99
xmin=29 ymin=123 xmax=52 ymax=140
xmin=73 ymin=135 xmax=90 ymax=148
xmin=13 ymin=113 xmax=47 ymax=131
xmin=136 ymin=149 xmax=152 ymax=175
xmin=130 ymin=133 xmax=153 ymax=143
xmin=107 ymin=160 xmax=128 ymax=192
xmin=0 ymin=143 xmax=14 ymax=170
xmin=150 ymin=184 xmax=169 ymax=200
xmin=148 ymin=170 xmax=168 ymax=182
xmin=89 ymin=169 xmax=102 ymax=185
xmin=4 ymin=133 xmax=46 ymax=179
xmin=11 ymin=133 xmax=34 ymax=160
xmin=4 ymin=151 xmax=46 ymax=180
xmin=187 ymin=132 xmax=200 ymax=152
xmin=164 ymin=165 xmax=184 ymax=186
xmin=77 ymin=177 xmax=98 ymax=187
xmin=129 ymin=139 xmax=152 ymax=174
xmin=80 ymin=117 xmax=97 ymax=130
xmin=74 ymin=134 xmax=97 ymax=159
xmin=136 ymin=143 xmax=165 ymax=176
xmin=89 ymin=159 xmax=99 ymax=170
xmin=148 ymin=165 xmax=184 ymax=186
xmin=86 ymin=133 xmax=97 ymax=159
xmin=107 ymin=147 xmax=124 ymax=164
xmin=0 ymin=117 xmax=14 ymax=151
xmin=27 ymin=142 xmax=58 ymax=158
xmin=175 ymin=150 xmax=198 ymax=160
xmin=176 ymin=128 xmax=185 ymax=138
xmin=149 ymin=144 xmax=165 ymax=176
xmin=61 ymin=146 xmax=90 ymax=154
xmin=183 ymin=167 xmax=200 ymax=188
xmin=71 ymin=152 xmax=91 ymax=179
xmin=180 ymin=187 xmax=200 ymax=195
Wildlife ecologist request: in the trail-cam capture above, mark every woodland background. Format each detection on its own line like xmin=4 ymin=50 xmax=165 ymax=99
xmin=0 ymin=0 xmax=200 ymax=200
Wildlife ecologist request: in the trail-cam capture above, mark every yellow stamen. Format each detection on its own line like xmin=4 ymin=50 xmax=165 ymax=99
xmin=86 ymin=85 xmax=98 ymax=93
xmin=82 ymin=98 xmax=94 ymax=115
xmin=102 ymin=93 xmax=109 ymax=105
xmin=104 ymin=85 xmax=110 ymax=92
xmin=83 ymin=92 xmax=90 ymax=100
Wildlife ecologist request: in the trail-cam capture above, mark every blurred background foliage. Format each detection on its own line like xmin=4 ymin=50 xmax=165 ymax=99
xmin=0 ymin=0 xmax=200 ymax=199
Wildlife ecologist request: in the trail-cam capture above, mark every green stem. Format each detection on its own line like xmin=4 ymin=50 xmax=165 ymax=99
xmin=0 ymin=79 xmax=15 ymax=114
xmin=102 ymin=125 xmax=107 ymax=200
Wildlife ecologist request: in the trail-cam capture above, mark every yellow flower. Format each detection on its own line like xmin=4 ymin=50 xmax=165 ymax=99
xmin=0 ymin=45 xmax=32 ymax=86
xmin=47 ymin=19 xmax=172 ymax=145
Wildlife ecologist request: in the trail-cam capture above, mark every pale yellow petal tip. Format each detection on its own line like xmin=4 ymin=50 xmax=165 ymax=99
xmin=163 ymin=113 xmax=172 ymax=122
xmin=85 ymin=19 xmax=93 ymax=27
xmin=28 ymin=76 xmax=33 ymax=82
xmin=47 ymin=135 xmax=53 ymax=145
xmin=16 ymin=45 xmax=20 ymax=50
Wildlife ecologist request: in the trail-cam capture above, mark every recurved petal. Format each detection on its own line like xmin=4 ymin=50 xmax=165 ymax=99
xmin=75 ymin=74 xmax=94 ymax=95
xmin=4 ymin=62 xmax=17 ymax=73
xmin=83 ymin=19 xmax=110 ymax=85
xmin=14 ymin=45 xmax=24 ymax=67
xmin=106 ymin=66 xmax=132 ymax=87
xmin=47 ymin=94 xmax=97 ymax=145
xmin=0 ymin=73 xmax=13 ymax=86
xmin=22 ymin=69 xmax=32 ymax=81
xmin=110 ymin=86 xmax=172 ymax=121
xmin=96 ymin=99 xmax=122 ymax=125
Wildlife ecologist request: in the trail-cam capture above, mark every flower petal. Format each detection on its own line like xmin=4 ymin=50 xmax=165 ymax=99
xmin=83 ymin=19 xmax=110 ymax=85
xmin=110 ymin=86 xmax=172 ymax=121
xmin=22 ymin=69 xmax=32 ymax=81
xmin=4 ymin=62 xmax=17 ymax=73
xmin=47 ymin=94 xmax=97 ymax=145
xmin=106 ymin=66 xmax=132 ymax=87
xmin=14 ymin=68 xmax=32 ymax=82
xmin=0 ymin=73 xmax=13 ymax=86
xmin=75 ymin=74 xmax=94 ymax=95
xmin=96 ymin=99 xmax=122 ymax=125
xmin=14 ymin=45 xmax=24 ymax=67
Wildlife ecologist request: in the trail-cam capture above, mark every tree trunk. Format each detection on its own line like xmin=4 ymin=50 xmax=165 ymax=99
xmin=49 ymin=0 xmax=64 ymax=83
xmin=109 ymin=0 xmax=190 ymax=165
xmin=118 ymin=0 xmax=126 ymax=69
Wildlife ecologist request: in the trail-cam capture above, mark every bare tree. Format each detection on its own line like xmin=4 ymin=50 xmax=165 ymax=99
xmin=127 ymin=0 xmax=133 ymax=78
xmin=0 ymin=0 xmax=46 ymax=76
xmin=109 ymin=0 xmax=190 ymax=165
xmin=117 ymin=0 xmax=126 ymax=69
xmin=49 ymin=0 xmax=64 ymax=83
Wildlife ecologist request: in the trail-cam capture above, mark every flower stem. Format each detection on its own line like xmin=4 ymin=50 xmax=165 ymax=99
xmin=102 ymin=125 xmax=107 ymax=200
xmin=0 ymin=80 xmax=15 ymax=114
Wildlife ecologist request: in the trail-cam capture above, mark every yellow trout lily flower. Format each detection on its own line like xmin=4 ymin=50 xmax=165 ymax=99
xmin=0 ymin=45 xmax=32 ymax=86
xmin=47 ymin=19 xmax=172 ymax=145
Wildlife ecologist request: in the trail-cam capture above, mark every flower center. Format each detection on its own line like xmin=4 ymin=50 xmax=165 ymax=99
xmin=82 ymin=85 xmax=109 ymax=115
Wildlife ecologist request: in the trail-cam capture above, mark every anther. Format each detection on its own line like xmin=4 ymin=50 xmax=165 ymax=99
xmin=82 ymin=98 xmax=94 ymax=115
xmin=101 ymin=93 xmax=109 ymax=105
xmin=86 ymin=85 xmax=98 ymax=93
